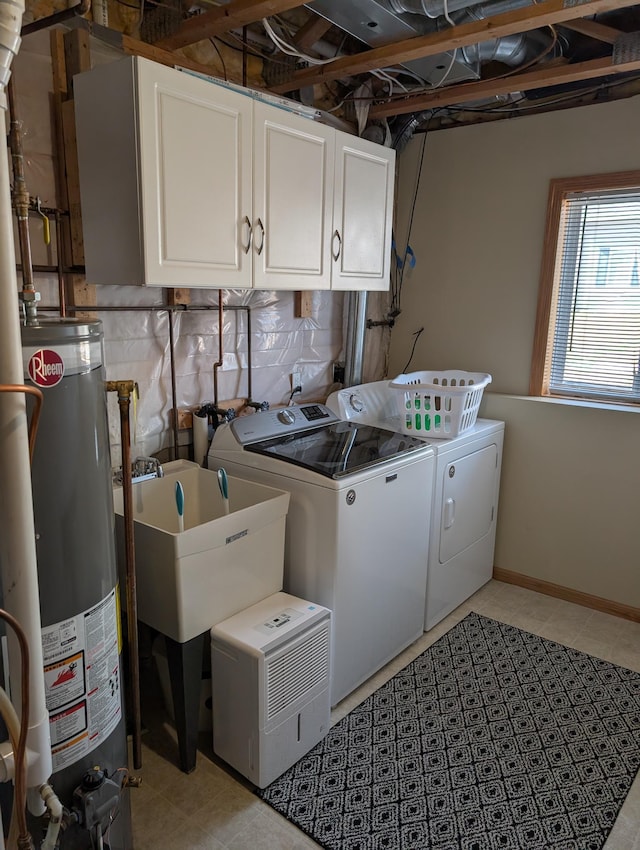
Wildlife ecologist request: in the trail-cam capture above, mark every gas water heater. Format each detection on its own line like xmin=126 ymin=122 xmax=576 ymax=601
xmin=21 ymin=319 xmax=131 ymax=849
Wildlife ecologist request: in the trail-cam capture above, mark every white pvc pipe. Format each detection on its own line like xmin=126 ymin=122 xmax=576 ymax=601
xmin=39 ymin=782 xmax=63 ymax=850
xmin=0 ymin=0 xmax=53 ymax=794
xmin=0 ymin=0 xmax=22 ymax=98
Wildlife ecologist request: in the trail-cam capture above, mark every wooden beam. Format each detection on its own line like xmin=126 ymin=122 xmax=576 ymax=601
xmin=166 ymin=288 xmax=191 ymax=306
xmin=50 ymin=31 xmax=69 ymax=215
xmin=50 ymin=29 xmax=67 ymax=99
xmin=155 ymin=0 xmax=309 ymax=51
xmin=63 ymin=26 xmax=90 ymax=96
xmin=369 ymin=52 xmax=640 ymax=117
xmin=268 ymin=0 xmax=636 ymax=93
xmin=60 ymin=99 xmax=85 ymax=266
xmin=67 ymin=274 xmax=97 ymax=320
xmin=561 ymin=18 xmax=623 ymax=44
xmin=293 ymin=13 xmax=333 ymax=52
xmin=294 ymin=291 xmax=313 ymax=318
xmin=121 ymin=33 xmax=260 ymax=88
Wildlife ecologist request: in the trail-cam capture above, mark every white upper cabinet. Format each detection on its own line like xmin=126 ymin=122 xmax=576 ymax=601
xmin=331 ymin=134 xmax=395 ymax=291
xmin=75 ymin=56 xmax=253 ymax=288
xmin=74 ymin=56 xmax=395 ymax=291
xmin=136 ymin=60 xmax=252 ymax=288
xmin=252 ymin=103 xmax=334 ymax=290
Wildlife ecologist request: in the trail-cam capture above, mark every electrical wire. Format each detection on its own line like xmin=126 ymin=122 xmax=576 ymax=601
xmin=209 ymin=38 xmax=228 ymax=81
xmin=390 ymin=112 xmax=440 ymax=317
xmin=442 ymin=0 xmax=456 ymax=28
xmin=262 ymin=17 xmax=337 ymax=66
xmin=402 ymin=327 xmax=425 ymax=374
xmin=431 ymin=49 xmax=459 ymax=89
xmin=215 ymin=32 xmax=292 ymax=65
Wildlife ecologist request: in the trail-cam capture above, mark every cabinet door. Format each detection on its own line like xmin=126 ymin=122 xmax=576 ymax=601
xmin=331 ymin=134 xmax=395 ymax=291
xmin=252 ymin=103 xmax=334 ymax=290
xmin=136 ymin=61 xmax=253 ymax=288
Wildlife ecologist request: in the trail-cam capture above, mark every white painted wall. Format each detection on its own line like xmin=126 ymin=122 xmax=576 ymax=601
xmin=388 ymin=96 xmax=640 ymax=608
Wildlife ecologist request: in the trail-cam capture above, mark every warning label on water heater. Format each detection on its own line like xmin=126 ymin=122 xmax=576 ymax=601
xmin=42 ymin=589 xmax=122 ymax=772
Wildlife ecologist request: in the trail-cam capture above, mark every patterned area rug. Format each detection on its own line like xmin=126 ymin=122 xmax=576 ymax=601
xmin=258 ymin=612 xmax=640 ymax=850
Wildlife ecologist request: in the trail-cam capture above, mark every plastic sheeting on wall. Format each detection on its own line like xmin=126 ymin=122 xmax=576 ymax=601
xmin=96 ymin=285 xmax=346 ymax=463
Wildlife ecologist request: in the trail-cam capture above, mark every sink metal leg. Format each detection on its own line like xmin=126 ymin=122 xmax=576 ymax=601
xmin=165 ymin=632 xmax=204 ymax=774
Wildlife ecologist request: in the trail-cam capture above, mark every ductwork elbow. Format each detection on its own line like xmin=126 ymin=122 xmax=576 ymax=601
xmin=0 ymin=0 xmax=24 ymax=101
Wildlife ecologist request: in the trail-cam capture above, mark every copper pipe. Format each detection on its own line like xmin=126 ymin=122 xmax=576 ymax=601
xmin=37 ymin=304 xmax=257 ymax=404
xmin=213 ymin=290 xmax=224 ymax=408
xmin=105 ymin=380 xmax=142 ymax=770
xmin=0 ymin=608 xmax=32 ymax=849
xmin=20 ymin=0 xmax=91 ymax=34
xmin=246 ymin=307 xmax=252 ymax=401
xmin=0 ymin=385 xmax=43 ymax=462
xmin=168 ymin=311 xmax=179 ymax=461
xmin=54 ymin=212 xmax=66 ymax=318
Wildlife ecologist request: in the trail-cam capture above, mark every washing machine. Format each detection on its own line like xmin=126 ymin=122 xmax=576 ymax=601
xmin=327 ymin=381 xmax=504 ymax=631
xmin=208 ymin=403 xmax=435 ymax=706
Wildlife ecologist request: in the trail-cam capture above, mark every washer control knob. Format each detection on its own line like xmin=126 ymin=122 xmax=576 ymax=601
xmin=277 ymin=409 xmax=296 ymax=425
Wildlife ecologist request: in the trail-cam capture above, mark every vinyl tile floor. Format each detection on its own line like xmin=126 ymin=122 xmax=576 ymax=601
xmin=130 ymin=580 xmax=640 ymax=849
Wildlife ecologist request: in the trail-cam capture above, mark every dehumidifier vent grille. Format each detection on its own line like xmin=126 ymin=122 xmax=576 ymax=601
xmin=266 ymin=624 xmax=330 ymax=720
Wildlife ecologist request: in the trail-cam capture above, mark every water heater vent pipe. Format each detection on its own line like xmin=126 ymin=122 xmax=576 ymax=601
xmin=0 ymin=0 xmax=53 ymax=812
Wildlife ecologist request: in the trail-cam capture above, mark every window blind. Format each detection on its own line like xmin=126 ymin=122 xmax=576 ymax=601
xmin=550 ymin=186 xmax=640 ymax=403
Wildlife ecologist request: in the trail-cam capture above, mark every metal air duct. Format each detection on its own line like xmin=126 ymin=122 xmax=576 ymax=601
xmin=307 ymin=0 xmax=479 ymax=88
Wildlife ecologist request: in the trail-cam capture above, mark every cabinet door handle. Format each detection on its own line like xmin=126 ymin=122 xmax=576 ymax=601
xmin=255 ymin=218 xmax=265 ymax=256
xmin=332 ymin=229 xmax=342 ymax=262
xmin=242 ymin=215 xmax=252 ymax=254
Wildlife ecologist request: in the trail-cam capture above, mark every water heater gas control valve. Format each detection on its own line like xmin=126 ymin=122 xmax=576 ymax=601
xmin=72 ymin=767 xmax=125 ymax=836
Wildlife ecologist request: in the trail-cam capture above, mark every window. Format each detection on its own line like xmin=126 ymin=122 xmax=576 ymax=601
xmin=531 ymin=172 xmax=640 ymax=405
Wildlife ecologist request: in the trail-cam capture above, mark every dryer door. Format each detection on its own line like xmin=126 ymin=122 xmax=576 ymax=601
xmin=439 ymin=444 xmax=498 ymax=563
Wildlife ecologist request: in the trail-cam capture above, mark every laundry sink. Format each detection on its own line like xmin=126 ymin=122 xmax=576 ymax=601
xmin=113 ymin=461 xmax=289 ymax=643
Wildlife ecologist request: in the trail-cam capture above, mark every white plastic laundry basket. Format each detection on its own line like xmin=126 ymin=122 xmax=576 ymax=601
xmin=390 ymin=371 xmax=492 ymax=438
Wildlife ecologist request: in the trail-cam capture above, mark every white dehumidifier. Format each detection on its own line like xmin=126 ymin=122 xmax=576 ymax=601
xmin=210 ymin=592 xmax=331 ymax=788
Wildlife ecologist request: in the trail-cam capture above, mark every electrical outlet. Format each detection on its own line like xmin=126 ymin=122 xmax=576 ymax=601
xmin=292 ymin=370 xmax=302 ymax=392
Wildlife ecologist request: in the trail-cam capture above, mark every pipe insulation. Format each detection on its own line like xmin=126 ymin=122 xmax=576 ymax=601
xmin=0 ymin=0 xmax=21 ymax=103
xmin=0 ymin=0 xmax=53 ymax=794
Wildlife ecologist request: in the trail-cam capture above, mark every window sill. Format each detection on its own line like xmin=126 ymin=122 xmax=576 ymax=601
xmin=486 ymin=392 xmax=640 ymax=416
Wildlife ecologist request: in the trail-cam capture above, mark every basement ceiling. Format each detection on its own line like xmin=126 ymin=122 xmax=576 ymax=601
xmin=33 ymin=0 xmax=640 ymax=140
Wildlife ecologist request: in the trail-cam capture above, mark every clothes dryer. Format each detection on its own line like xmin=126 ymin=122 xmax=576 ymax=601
xmin=327 ymin=382 xmax=504 ymax=630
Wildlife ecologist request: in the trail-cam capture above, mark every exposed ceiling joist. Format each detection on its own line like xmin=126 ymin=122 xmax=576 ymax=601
xmin=268 ymin=0 xmax=636 ymax=94
xmin=561 ymin=18 xmax=624 ymax=43
xmin=155 ymin=0 xmax=308 ymax=51
xmin=370 ymin=52 xmax=640 ymax=116
xmin=293 ymin=12 xmax=332 ymax=51
xmin=121 ymin=33 xmax=235 ymax=77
